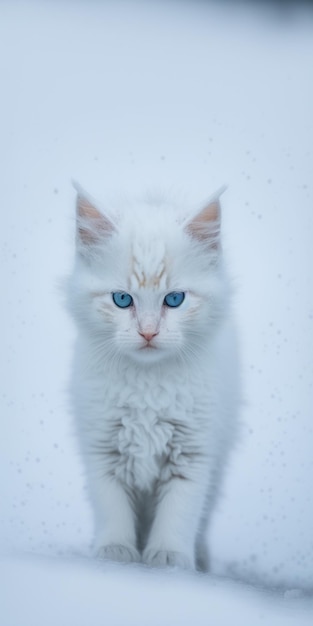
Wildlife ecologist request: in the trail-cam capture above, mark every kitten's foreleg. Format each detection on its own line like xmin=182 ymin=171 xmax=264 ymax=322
xmin=143 ymin=473 xmax=207 ymax=570
xmin=88 ymin=472 xmax=140 ymax=564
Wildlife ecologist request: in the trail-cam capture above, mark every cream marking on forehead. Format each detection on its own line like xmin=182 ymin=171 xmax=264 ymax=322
xmin=129 ymin=255 xmax=168 ymax=290
xmin=127 ymin=238 xmax=170 ymax=291
xmin=129 ymin=253 xmax=167 ymax=289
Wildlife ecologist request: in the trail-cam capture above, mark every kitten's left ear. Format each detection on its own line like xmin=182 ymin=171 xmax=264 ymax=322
xmin=185 ymin=199 xmax=221 ymax=249
xmin=184 ymin=186 xmax=226 ymax=249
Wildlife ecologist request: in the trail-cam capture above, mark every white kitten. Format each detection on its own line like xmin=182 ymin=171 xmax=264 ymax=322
xmin=67 ymin=186 xmax=240 ymax=571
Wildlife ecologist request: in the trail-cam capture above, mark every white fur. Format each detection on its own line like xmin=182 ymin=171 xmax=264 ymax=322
xmin=67 ymin=191 xmax=240 ymax=571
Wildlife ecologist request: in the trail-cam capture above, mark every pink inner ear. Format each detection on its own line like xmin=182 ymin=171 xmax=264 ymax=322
xmin=76 ymin=194 xmax=115 ymax=244
xmin=185 ymin=200 xmax=220 ymax=246
xmin=77 ymin=195 xmax=103 ymax=220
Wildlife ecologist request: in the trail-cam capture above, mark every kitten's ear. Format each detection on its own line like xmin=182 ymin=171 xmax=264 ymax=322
xmin=184 ymin=186 xmax=226 ymax=249
xmin=185 ymin=199 xmax=221 ymax=249
xmin=74 ymin=183 xmax=116 ymax=249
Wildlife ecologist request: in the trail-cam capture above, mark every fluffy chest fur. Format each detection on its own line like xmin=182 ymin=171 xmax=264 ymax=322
xmin=76 ymin=360 xmax=209 ymax=491
xmin=116 ymin=369 xmax=199 ymax=489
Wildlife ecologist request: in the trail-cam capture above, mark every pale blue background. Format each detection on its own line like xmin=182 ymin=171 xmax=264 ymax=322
xmin=0 ymin=1 xmax=312 ymax=622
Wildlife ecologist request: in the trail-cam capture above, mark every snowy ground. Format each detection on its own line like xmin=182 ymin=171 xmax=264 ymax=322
xmin=1 ymin=0 xmax=313 ymax=623
xmin=1 ymin=554 xmax=313 ymax=626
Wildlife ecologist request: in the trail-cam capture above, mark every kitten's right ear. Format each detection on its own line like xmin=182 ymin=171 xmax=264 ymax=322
xmin=73 ymin=182 xmax=116 ymax=250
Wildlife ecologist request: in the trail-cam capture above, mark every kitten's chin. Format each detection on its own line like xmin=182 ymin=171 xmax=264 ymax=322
xmin=128 ymin=345 xmax=168 ymax=364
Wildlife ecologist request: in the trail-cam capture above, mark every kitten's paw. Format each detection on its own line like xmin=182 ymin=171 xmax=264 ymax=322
xmin=96 ymin=544 xmax=140 ymax=564
xmin=143 ymin=549 xmax=192 ymax=570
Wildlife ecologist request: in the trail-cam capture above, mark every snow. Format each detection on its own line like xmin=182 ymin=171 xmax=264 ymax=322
xmin=0 ymin=0 xmax=313 ymax=623
xmin=1 ymin=554 xmax=313 ymax=626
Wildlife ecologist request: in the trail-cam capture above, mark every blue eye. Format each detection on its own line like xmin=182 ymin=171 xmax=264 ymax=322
xmin=163 ymin=292 xmax=185 ymax=308
xmin=112 ymin=292 xmax=133 ymax=308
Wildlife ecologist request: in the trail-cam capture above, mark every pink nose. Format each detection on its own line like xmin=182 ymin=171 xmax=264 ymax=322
xmin=139 ymin=330 xmax=159 ymax=342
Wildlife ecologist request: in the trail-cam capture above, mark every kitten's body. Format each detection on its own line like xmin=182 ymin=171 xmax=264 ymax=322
xmin=68 ymin=189 xmax=240 ymax=571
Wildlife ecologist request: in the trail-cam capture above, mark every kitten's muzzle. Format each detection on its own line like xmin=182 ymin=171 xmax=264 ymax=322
xmin=138 ymin=330 xmax=159 ymax=343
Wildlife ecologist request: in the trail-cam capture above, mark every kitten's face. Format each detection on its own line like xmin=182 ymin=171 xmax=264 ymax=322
xmin=70 ymin=189 xmax=228 ymax=365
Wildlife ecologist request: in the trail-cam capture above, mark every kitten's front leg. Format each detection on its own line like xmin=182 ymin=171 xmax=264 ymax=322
xmin=143 ymin=474 xmax=206 ymax=570
xmin=88 ymin=472 xmax=140 ymax=564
